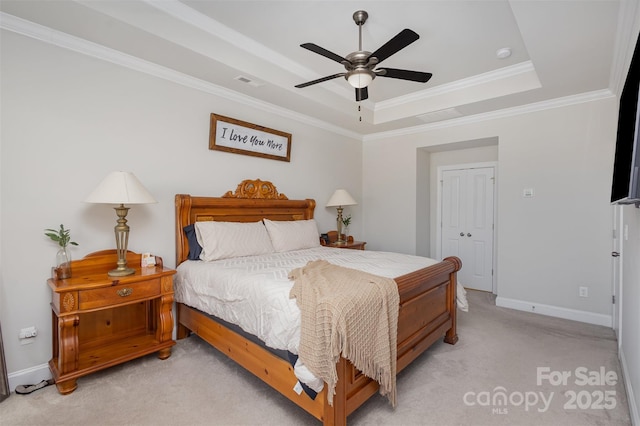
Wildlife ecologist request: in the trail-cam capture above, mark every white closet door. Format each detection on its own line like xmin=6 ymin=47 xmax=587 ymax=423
xmin=441 ymin=167 xmax=495 ymax=292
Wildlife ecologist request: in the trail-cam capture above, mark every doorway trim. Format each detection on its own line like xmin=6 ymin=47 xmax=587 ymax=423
xmin=436 ymin=161 xmax=498 ymax=293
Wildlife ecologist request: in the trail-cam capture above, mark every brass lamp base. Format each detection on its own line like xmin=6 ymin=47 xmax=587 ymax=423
xmin=336 ymin=206 xmax=345 ymax=243
xmin=108 ymin=267 xmax=135 ymax=277
xmin=109 ymin=204 xmax=135 ymax=277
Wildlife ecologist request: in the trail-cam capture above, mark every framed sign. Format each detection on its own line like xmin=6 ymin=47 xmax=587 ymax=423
xmin=209 ymin=114 xmax=291 ymax=162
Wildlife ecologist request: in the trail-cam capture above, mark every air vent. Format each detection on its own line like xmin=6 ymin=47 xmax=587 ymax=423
xmin=234 ymin=75 xmax=264 ymax=87
xmin=416 ymin=108 xmax=463 ymax=124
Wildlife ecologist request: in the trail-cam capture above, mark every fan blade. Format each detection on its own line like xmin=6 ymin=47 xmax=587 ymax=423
xmin=376 ymin=67 xmax=432 ymax=83
xmin=369 ymin=29 xmax=419 ymax=64
xmin=355 ymin=87 xmax=368 ymax=101
xmin=295 ymin=73 xmax=345 ymax=88
xmin=301 ymin=43 xmax=350 ymax=65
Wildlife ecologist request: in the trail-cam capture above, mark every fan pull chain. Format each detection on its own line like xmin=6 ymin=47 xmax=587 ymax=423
xmin=358 ymin=104 xmax=362 ymax=122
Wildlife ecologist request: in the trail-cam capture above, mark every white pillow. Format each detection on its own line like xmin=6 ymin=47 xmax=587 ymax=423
xmin=263 ymin=218 xmax=320 ymax=252
xmin=194 ymin=221 xmax=274 ymax=261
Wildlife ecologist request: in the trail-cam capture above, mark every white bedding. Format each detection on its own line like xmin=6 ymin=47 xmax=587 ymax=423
xmin=174 ymin=246 xmax=465 ymax=354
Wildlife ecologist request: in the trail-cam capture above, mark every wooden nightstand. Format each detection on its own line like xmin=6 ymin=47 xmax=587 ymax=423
xmin=329 ymin=240 xmax=366 ymax=250
xmin=48 ymin=250 xmax=175 ymax=394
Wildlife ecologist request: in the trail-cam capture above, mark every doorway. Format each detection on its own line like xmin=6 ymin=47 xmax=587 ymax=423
xmin=438 ymin=164 xmax=496 ymax=292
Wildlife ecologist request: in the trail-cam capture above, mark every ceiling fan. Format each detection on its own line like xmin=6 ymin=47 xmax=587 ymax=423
xmin=295 ymin=10 xmax=433 ymax=101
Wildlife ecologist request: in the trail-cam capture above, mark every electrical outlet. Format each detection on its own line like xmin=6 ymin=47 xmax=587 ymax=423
xmin=19 ymin=326 xmax=37 ymax=339
xmin=579 ymin=286 xmax=589 ymax=298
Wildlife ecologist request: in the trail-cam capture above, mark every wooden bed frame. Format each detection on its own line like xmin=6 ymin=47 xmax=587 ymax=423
xmin=174 ymin=179 xmax=461 ymax=425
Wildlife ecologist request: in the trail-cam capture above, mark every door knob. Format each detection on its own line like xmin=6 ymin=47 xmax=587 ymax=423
xmin=612 ymin=251 xmax=620 ymax=257
xmin=460 ymin=232 xmax=464 ymax=237
xmin=467 ymin=233 xmax=472 ymax=237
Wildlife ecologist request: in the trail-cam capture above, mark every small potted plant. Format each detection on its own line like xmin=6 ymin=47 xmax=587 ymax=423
xmin=341 ymin=215 xmax=352 ymax=240
xmin=45 ymin=224 xmax=78 ymax=279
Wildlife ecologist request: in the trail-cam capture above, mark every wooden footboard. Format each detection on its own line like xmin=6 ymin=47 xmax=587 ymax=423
xmin=397 ymin=256 xmax=461 ymax=372
xmin=176 ymin=255 xmax=461 ymax=425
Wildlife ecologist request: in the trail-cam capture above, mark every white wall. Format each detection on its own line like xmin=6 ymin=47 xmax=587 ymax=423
xmin=363 ymin=98 xmax=616 ymax=323
xmin=415 ymin=149 xmax=430 ymax=257
xmin=0 ymin=31 xmax=362 ymax=378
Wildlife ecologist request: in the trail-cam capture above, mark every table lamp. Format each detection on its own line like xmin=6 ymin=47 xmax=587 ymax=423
xmin=326 ymin=189 xmax=357 ymax=243
xmin=85 ymin=171 xmax=157 ymax=276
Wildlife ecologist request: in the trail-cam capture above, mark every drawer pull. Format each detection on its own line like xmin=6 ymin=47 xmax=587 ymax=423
xmin=116 ymin=288 xmax=133 ymax=297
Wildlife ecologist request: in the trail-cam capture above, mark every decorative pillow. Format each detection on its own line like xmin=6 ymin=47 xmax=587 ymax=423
xmin=183 ymin=224 xmax=203 ymax=260
xmin=263 ymin=218 xmax=320 ymax=252
xmin=194 ymin=221 xmax=275 ymax=261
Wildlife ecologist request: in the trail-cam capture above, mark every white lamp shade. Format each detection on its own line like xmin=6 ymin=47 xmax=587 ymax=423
xmin=326 ymin=189 xmax=357 ymax=207
xmin=347 ymin=70 xmax=373 ymax=89
xmin=85 ymin=171 xmax=157 ymax=205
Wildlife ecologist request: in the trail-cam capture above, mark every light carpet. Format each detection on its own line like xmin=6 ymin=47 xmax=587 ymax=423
xmin=0 ymin=290 xmax=631 ymax=425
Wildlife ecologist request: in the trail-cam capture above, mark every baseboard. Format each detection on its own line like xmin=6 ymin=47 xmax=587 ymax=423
xmin=495 ymin=296 xmax=612 ymax=327
xmin=7 ymin=363 xmax=51 ymax=394
xmin=620 ymin=349 xmax=640 ymax=426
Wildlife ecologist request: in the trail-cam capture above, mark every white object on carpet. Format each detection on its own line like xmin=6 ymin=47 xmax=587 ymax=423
xmin=457 ymin=283 xmax=469 ymax=312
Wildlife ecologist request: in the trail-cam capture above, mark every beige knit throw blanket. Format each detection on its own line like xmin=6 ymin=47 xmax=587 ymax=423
xmin=289 ymin=260 xmax=399 ymax=407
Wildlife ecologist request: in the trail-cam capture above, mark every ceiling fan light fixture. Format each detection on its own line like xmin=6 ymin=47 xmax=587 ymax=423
xmin=347 ymin=69 xmax=374 ymax=88
xmin=296 ymin=10 xmax=430 ymax=101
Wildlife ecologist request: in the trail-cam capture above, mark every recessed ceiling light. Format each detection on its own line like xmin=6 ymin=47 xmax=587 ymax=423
xmin=496 ymin=48 xmax=512 ymax=59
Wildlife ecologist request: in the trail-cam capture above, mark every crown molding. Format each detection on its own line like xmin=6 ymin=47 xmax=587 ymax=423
xmin=0 ymin=12 xmax=617 ymax=144
xmin=0 ymin=12 xmax=361 ymax=140
xmin=97 ymin=0 xmax=354 ymax=103
xmin=363 ymin=89 xmax=614 ymax=142
xmin=142 ymin=0 xmax=313 ymax=78
xmin=375 ymin=61 xmax=536 ymax=112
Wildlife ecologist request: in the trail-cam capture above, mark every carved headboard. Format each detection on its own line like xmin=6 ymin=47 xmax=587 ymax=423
xmin=175 ymin=179 xmax=316 ymax=265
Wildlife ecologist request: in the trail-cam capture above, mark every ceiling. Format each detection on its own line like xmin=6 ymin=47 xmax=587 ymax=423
xmin=0 ymin=1 xmax=634 ymax=138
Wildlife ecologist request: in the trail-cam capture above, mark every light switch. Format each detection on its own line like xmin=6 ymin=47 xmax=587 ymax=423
xmin=523 ymin=188 xmax=534 ymax=198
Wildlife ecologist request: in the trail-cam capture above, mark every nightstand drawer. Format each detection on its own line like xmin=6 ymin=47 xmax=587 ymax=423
xmin=79 ymin=279 xmax=161 ymax=310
